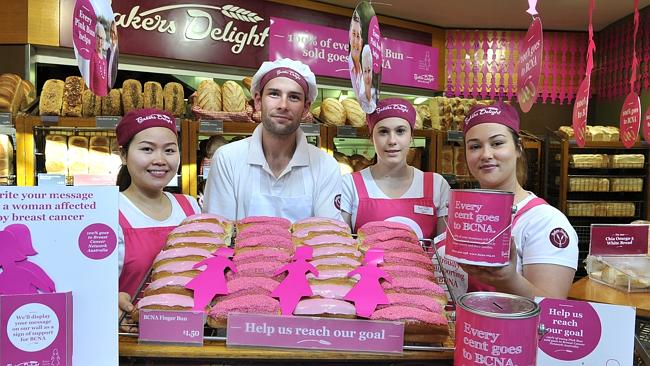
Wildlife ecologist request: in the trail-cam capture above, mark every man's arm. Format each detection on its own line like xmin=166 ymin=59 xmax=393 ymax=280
xmin=202 ymin=148 xmax=238 ymax=220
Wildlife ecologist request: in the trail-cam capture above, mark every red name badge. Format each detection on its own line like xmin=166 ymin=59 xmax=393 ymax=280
xmin=139 ymin=310 xmax=205 ymax=345
xmin=589 ymin=224 xmax=649 ymax=255
xmin=227 ymin=313 xmax=404 ymax=354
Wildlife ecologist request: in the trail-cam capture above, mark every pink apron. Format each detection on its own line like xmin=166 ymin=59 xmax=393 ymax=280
xmin=118 ymin=194 xmax=195 ymax=297
xmin=467 ymin=197 xmax=548 ymax=292
xmin=352 ymin=171 xmax=437 ymax=239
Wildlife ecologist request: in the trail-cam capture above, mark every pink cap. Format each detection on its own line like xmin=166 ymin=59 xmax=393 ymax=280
xmin=366 ymin=98 xmax=416 ymax=131
xmin=116 ymin=108 xmax=177 ymax=146
xmin=463 ymin=102 xmax=520 ymax=134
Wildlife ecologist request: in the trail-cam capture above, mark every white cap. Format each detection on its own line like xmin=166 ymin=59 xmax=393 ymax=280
xmin=251 ymin=58 xmax=318 ymax=103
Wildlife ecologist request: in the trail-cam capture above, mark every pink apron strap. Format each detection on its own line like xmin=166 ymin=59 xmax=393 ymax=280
xmin=118 ymin=211 xmax=132 ymax=229
xmin=351 ymin=172 xmax=370 ymax=199
xmin=172 ymin=193 xmax=196 ymax=216
xmin=423 ymin=172 xmax=434 ymax=199
xmin=512 ymin=197 xmax=548 ymax=227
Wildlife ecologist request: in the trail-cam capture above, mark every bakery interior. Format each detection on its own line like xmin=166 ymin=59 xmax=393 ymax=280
xmin=1 ymin=0 xmax=650 ymax=364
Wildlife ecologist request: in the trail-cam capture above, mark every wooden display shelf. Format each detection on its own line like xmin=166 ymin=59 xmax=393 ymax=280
xmin=569 ymin=277 xmax=650 ymax=318
xmin=119 ymin=335 xmax=454 ymax=364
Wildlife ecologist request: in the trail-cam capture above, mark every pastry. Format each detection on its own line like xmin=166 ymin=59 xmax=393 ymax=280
xmin=221 ymin=80 xmax=246 ymax=112
xmin=236 ymin=216 xmax=292 ymax=232
xmin=143 ymin=81 xmax=164 ymax=110
xmin=163 ymin=82 xmax=185 ymax=117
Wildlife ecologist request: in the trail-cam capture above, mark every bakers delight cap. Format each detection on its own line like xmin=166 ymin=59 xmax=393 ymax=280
xmin=252 ymin=58 xmax=318 ymax=103
xmin=116 ymin=108 xmax=177 ymax=146
xmin=463 ymin=101 xmax=520 ymax=134
xmin=367 ymin=98 xmax=416 ymax=131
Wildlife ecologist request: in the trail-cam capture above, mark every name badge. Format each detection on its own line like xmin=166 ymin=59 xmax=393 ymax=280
xmin=414 ymin=205 xmax=434 ymax=216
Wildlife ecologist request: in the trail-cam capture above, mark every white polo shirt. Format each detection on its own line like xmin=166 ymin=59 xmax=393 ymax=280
xmin=202 ymin=124 xmax=343 ymax=222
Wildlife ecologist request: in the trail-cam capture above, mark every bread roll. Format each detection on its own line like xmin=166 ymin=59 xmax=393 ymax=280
xmin=122 ymin=79 xmax=143 ymax=114
xmin=221 ymin=81 xmax=246 ymax=112
xmin=19 ymin=80 xmax=35 ymax=111
xmin=164 ymin=82 xmax=185 ymax=117
xmin=68 ymin=136 xmax=89 ymax=175
xmin=320 ymin=98 xmax=346 ymax=126
xmin=101 ymin=89 xmax=122 ymax=116
xmin=39 ymin=79 xmax=65 ymax=116
xmin=0 ymin=73 xmax=24 ymax=115
xmin=143 ymin=81 xmax=163 ymax=110
xmin=341 ymin=99 xmax=365 ymax=127
xmin=0 ymin=134 xmax=14 ymax=184
xmin=81 ymin=89 xmax=101 ymax=117
xmin=62 ymin=76 xmax=84 ymax=117
xmin=45 ymin=134 xmax=68 ymax=174
xmin=197 ymin=80 xmax=221 ymax=112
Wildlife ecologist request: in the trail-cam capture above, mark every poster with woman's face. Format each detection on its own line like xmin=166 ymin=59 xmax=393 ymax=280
xmin=348 ymin=1 xmax=382 ymax=114
xmin=72 ymin=0 xmax=118 ymax=97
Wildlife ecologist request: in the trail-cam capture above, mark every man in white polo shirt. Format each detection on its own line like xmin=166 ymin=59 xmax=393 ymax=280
xmin=202 ymin=58 xmax=342 ymax=222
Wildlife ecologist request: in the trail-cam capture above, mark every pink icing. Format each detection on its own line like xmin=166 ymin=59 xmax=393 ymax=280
xmin=312 ymin=245 xmax=361 ymax=257
xmin=209 ymin=294 xmax=279 ymax=318
xmin=170 ymin=222 xmax=226 ymax=235
xmin=294 ymin=298 xmax=357 ymax=316
xmin=293 ymin=225 xmax=351 ymax=238
xmin=238 ymin=216 xmax=291 ymax=229
xmin=358 ymin=221 xmax=414 ymax=234
xmin=310 ymin=283 xmax=353 ymax=299
xmin=231 ymin=260 xmax=284 ymax=277
xmin=363 ymin=231 xmax=419 ymax=245
xmin=310 ymin=257 xmax=360 ymax=267
xmin=234 ymin=249 xmax=291 ymax=264
xmin=382 ymin=265 xmax=435 ymax=279
xmin=364 ymin=239 xmax=422 ymax=252
xmin=293 ymin=217 xmax=349 ymax=229
xmin=235 ymin=235 xmax=294 ymax=250
xmin=384 ymin=252 xmax=434 ymax=269
xmin=227 ymin=276 xmax=280 ymax=293
xmin=302 ymin=234 xmax=357 ymax=246
xmin=307 ymin=268 xmax=355 ymax=280
xmin=154 ymin=247 xmax=212 ymax=263
xmin=370 ymin=305 xmax=447 ymax=326
xmin=146 ymin=275 xmax=192 ymax=291
xmin=182 ymin=213 xmax=232 ymax=225
xmin=385 ymin=293 xmax=442 ymax=313
xmin=137 ymin=294 xmax=194 ymax=308
xmin=237 ymin=225 xmax=290 ymax=240
xmin=382 ymin=278 xmax=446 ymax=297
xmin=166 ymin=236 xmax=226 ymax=247
xmin=153 ymin=261 xmax=206 ymax=274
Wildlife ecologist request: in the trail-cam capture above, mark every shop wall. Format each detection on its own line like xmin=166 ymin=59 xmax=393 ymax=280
xmin=0 ymin=0 xmax=59 ymax=46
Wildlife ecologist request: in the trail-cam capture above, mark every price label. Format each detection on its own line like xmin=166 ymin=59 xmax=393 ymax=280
xmin=0 ymin=113 xmax=11 ymax=126
xmin=139 ymin=310 xmax=205 ymax=345
xmin=199 ymin=119 xmax=223 ymax=133
xmin=175 ymin=118 xmax=181 ymax=131
xmin=95 ymin=116 xmax=121 ymax=129
xmin=37 ymin=174 xmax=67 ymax=186
xmin=446 ymin=131 xmax=463 ymax=142
xmin=337 ymin=125 xmax=357 ymax=137
xmin=40 ymin=116 xmax=60 ymax=125
xmin=300 ymin=123 xmax=320 ymax=136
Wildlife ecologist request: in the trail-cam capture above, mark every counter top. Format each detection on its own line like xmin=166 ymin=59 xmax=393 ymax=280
xmin=569 ymin=277 xmax=650 ymax=318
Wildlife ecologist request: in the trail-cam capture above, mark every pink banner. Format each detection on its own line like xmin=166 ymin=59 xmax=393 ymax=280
xmin=269 ymin=17 xmax=438 ymax=90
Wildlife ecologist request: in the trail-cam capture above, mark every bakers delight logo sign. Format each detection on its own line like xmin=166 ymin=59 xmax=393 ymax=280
xmin=115 ymin=4 xmax=269 ymax=54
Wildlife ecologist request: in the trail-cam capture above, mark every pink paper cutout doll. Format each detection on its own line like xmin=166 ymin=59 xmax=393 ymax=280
xmin=344 ymin=248 xmax=392 ymax=318
xmin=271 ymin=246 xmax=319 ymax=315
xmin=0 ymin=228 xmax=55 ymax=295
xmin=185 ymin=247 xmax=236 ymax=311
xmin=5 ymin=223 xmax=55 ymax=292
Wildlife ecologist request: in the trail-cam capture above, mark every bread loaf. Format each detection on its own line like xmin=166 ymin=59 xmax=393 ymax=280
xmin=557 ymin=126 xmax=574 ymax=139
xmin=568 ymin=177 xmax=609 ymax=192
xmin=602 ymin=126 xmax=619 ymax=142
xmin=320 ymin=98 xmax=346 ymax=126
xmin=164 ymin=82 xmax=185 ymax=117
xmin=221 ymin=81 xmax=246 ymax=112
xmin=45 ymin=134 xmax=68 ymax=174
xmin=101 ymin=89 xmax=122 ymax=116
xmin=606 ymin=202 xmax=636 ymax=217
xmin=122 ymin=79 xmax=143 ymax=114
xmin=19 ymin=80 xmax=35 ymax=111
xmin=68 ymin=136 xmax=89 ymax=175
xmin=341 ymin=99 xmax=365 ymax=127
xmin=440 ymin=145 xmax=453 ymax=174
xmin=611 ymin=154 xmax=644 ymax=168
xmin=0 ymin=134 xmax=14 ymax=184
xmin=88 ymin=141 xmax=111 ymax=175
xmin=0 ymin=73 xmax=25 ymax=115
xmin=39 ymin=79 xmax=65 ymax=116
xmin=82 ymin=89 xmax=101 ymax=117
xmin=570 ymin=154 xmax=608 ymax=168
xmin=197 ymin=80 xmax=221 ymax=112
xmin=109 ymin=137 xmax=122 ymax=174
xmin=610 ymin=178 xmax=643 ymax=192
xmin=62 ymin=76 xmax=84 ymax=117
xmin=567 ymin=202 xmax=594 ymax=217
xmin=143 ymin=81 xmax=163 ymax=110
xmin=242 ymin=77 xmax=252 ymax=91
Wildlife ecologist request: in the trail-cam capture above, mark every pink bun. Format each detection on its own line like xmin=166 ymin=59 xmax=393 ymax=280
xmin=182 ymin=213 xmax=232 ymax=226
xmin=363 ymin=231 xmax=419 ymax=246
xmin=307 ymin=268 xmax=354 ymax=280
xmin=228 ymin=260 xmax=286 ymax=279
xmin=170 ymin=222 xmax=225 ymax=235
xmin=293 ymin=226 xmax=351 ymax=238
xmin=363 ymin=239 xmax=423 ymax=253
xmin=234 ymin=249 xmax=291 ymax=265
xmin=137 ymin=294 xmax=194 ymax=308
xmin=382 ymin=265 xmax=435 ymax=280
xmin=358 ymin=221 xmax=415 ymax=235
xmin=311 ymin=245 xmax=361 ymax=258
xmin=301 ymin=234 xmax=357 ymax=246
xmin=384 ymin=293 xmax=442 ymax=313
xmin=209 ymin=294 xmax=280 ymax=318
xmin=236 ymin=225 xmax=291 ymax=241
xmin=235 ymin=235 xmax=294 ymax=250
xmin=293 ymin=217 xmax=349 ymax=230
xmin=166 ymin=236 xmax=226 ymax=247
xmin=293 ymin=298 xmax=356 ymax=316
xmin=238 ymin=216 xmax=291 ymax=229
xmin=382 ymin=278 xmax=446 ymax=298
xmin=310 ymin=256 xmax=360 ymax=267
xmin=153 ymin=261 xmax=206 ymax=275
xmin=383 ymin=252 xmax=434 ymax=271
xmin=310 ymin=282 xmax=353 ymax=299
xmin=227 ymin=276 xmax=280 ymax=294
xmin=370 ymin=305 xmax=447 ymax=326
xmin=154 ymin=247 xmax=212 ymax=263
xmin=146 ymin=275 xmax=192 ymax=291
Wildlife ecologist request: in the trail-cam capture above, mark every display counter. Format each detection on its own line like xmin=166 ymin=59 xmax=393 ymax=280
xmin=119 ymin=335 xmax=454 ymax=365
xmin=569 ymin=277 xmax=650 ymax=318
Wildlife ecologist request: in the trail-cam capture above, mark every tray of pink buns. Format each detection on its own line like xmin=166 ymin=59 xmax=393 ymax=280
xmin=126 ymin=214 xmax=452 ymax=348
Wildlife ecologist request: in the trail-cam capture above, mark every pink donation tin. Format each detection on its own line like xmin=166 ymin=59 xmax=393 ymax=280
xmin=454 ymin=292 xmax=543 ymax=366
xmin=446 ymin=189 xmax=515 ymax=266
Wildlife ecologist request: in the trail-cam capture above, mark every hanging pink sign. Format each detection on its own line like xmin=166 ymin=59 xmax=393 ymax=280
xmin=643 ymin=108 xmax=650 ymax=142
xmin=620 ymin=92 xmax=641 ymax=148
xmin=517 ymin=17 xmax=543 ymax=113
xmin=572 ymin=0 xmax=596 ymax=148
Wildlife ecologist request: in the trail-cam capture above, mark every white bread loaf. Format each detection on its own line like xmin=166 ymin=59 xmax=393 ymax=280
xmin=67 ymin=136 xmax=89 ymax=175
xmin=611 ymin=154 xmax=644 ymax=168
xmin=610 ymin=178 xmax=643 ymax=192
xmin=45 ymin=134 xmax=68 ymax=174
xmin=0 ymin=73 xmax=25 ymax=115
